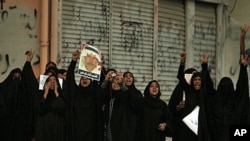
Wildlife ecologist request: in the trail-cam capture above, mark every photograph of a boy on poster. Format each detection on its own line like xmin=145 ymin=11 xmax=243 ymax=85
xmin=78 ymin=43 xmax=102 ymax=81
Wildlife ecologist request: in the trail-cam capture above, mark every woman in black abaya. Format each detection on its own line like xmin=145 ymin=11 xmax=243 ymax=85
xmin=35 ymin=75 xmax=66 ymax=141
xmin=66 ymin=50 xmax=102 ymax=141
xmin=0 ymin=68 xmax=22 ymax=141
xmin=214 ymin=55 xmax=249 ymax=141
xmin=122 ymin=71 xmax=143 ymax=141
xmin=139 ymin=80 xmax=172 ymax=141
xmin=169 ymin=52 xmax=214 ymax=141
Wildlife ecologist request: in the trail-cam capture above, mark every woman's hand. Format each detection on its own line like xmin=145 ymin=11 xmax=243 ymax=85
xmin=176 ymin=100 xmax=185 ymax=111
xmin=201 ymin=53 xmax=208 ymax=64
xmin=72 ymin=50 xmax=80 ymax=61
xmin=26 ymin=49 xmax=34 ymax=62
xmin=180 ymin=52 xmax=186 ymax=64
xmin=54 ymin=81 xmax=59 ymax=97
xmin=43 ymin=82 xmax=50 ymax=99
xmin=158 ymin=123 xmax=167 ymax=131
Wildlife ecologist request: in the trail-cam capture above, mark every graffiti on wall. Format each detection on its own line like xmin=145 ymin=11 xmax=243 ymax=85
xmin=0 ymin=1 xmax=39 ymax=81
xmin=121 ymin=21 xmax=143 ymax=52
xmin=61 ymin=1 xmax=110 ymax=68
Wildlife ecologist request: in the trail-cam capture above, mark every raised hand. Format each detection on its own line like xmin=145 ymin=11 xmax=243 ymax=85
xmin=105 ymin=70 xmax=115 ymax=81
xmin=240 ymin=25 xmax=249 ymax=55
xmin=201 ymin=53 xmax=208 ymax=64
xmin=180 ymin=52 xmax=186 ymax=64
xmin=240 ymin=54 xmax=248 ymax=66
xmin=26 ymin=49 xmax=34 ymax=62
xmin=116 ymin=70 xmax=123 ymax=84
xmin=176 ymin=100 xmax=185 ymax=111
xmin=43 ymin=82 xmax=50 ymax=99
xmin=241 ymin=25 xmax=249 ymax=38
xmin=72 ymin=50 xmax=80 ymax=61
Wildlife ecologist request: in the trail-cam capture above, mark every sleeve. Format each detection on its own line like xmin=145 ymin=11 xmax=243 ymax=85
xmin=163 ymin=103 xmax=173 ymax=137
xmin=168 ymin=63 xmax=186 ymax=117
xmin=201 ymin=62 xmax=216 ymax=97
xmin=177 ymin=63 xmax=185 ymax=80
xmin=101 ymin=80 xmax=109 ymax=88
xmin=200 ymin=62 xmax=217 ymax=141
xmin=168 ymin=83 xmax=183 ymax=117
xmin=234 ymin=64 xmax=249 ymax=124
xmin=66 ymin=60 xmax=78 ymax=100
xmin=22 ymin=61 xmax=39 ymax=99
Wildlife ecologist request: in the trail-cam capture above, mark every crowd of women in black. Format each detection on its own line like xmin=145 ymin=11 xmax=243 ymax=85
xmin=0 ymin=26 xmax=250 ymax=141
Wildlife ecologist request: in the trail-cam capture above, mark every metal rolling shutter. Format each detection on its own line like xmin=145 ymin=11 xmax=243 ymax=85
xmin=193 ymin=2 xmax=217 ymax=81
xmin=158 ymin=0 xmax=185 ymax=101
xmin=60 ymin=0 xmax=110 ymax=79
xmin=111 ymin=0 xmax=154 ymax=93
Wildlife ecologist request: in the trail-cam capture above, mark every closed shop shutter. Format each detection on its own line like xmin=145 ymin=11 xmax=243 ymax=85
xmin=111 ymin=0 xmax=154 ymax=93
xmin=59 ymin=0 xmax=216 ymax=102
xmin=193 ymin=2 xmax=217 ymax=81
xmin=60 ymin=0 xmax=111 ymax=81
xmin=158 ymin=0 xmax=185 ymax=101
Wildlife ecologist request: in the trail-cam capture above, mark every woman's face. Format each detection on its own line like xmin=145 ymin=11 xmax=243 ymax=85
xmin=13 ymin=72 xmax=21 ymax=80
xmin=123 ymin=73 xmax=133 ymax=86
xmin=46 ymin=62 xmax=56 ymax=70
xmin=193 ymin=76 xmax=201 ymax=90
xmin=149 ymin=82 xmax=159 ymax=97
xmin=111 ymin=78 xmax=121 ymax=90
xmin=57 ymin=72 xmax=67 ymax=80
xmin=47 ymin=76 xmax=57 ymax=90
xmin=80 ymin=77 xmax=91 ymax=87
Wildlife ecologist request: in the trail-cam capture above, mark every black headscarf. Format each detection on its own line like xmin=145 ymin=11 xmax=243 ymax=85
xmin=45 ymin=62 xmax=57 ymax=70
xmin=0 ymin=68 xmax=22 ymax=89
xmin=144 ymin=80 xmax=161 ymax=99
xmin=0 ymin=68 xmax=22 ymax=111
xmin=190 ymin=72 xmax=202 ymax=91
xmin=58 ymin=69 xmax=67 ymax=75
xmin=143 ymin=80 xmax=163 ymax=109
xmin=123 ymin=71 xmax=143 ymax=98
xmin=123 ymin=71 xmax=135 ymax=88
xmin=216 ymin=77 xmax=235 ymax=105
xmin=76 ymin=77 xmax=95 ymax=98
xmin=0 ymin=68 xmax=22 ymax=141
xmin=44 ymin=67 xmax=58 ymax=76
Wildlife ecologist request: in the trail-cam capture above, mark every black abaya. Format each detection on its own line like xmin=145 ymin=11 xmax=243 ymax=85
xmin=214 ymin=64 xmax=249 ymax=141
xmin=66 ymin=60 xmax=102 ymax=141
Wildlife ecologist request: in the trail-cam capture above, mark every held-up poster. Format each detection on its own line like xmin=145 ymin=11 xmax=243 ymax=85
xmin=78 ymin=43 xmax=102 ymax=81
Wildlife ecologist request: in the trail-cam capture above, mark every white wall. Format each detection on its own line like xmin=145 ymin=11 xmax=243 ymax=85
xmin=0 ymin=0 xmax=40 ymax=81
xmin=223 ymin=0 xmax=250 ymax=85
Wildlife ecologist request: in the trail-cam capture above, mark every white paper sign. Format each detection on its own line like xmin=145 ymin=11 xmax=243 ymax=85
xmin=182 ymin=106 xmax=200 ymax=135
xmin=39 ymin=75 xmax=49 ymax=90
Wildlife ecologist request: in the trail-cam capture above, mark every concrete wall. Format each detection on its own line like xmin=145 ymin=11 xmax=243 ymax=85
xmin=0 ymin=0 xmax=40 ymax=81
